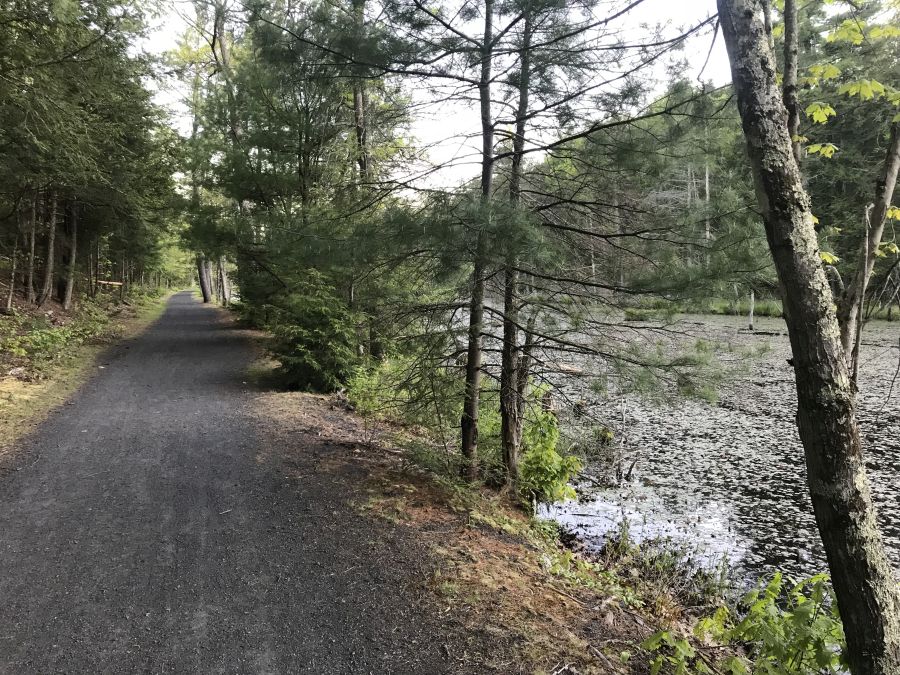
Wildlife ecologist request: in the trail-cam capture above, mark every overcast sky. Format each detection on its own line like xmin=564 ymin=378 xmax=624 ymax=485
xmin=144 ymin=0 xmax=732 ymax=189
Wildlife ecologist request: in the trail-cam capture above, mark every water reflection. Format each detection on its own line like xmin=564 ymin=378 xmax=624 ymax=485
xmin=542 ymin=315 xmax=900 ymax=584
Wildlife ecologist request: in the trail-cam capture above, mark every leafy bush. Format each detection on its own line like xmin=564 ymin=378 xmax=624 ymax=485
xmin=519 ymin=401 xmax=582 ymax=503
xmin=347 ymin=354 xmax=581 ymax=503
xmin=347 ymin=349 xmax=464 ymax=435
xmin=704 ymin=573 xmax=845 ymax=674
xmin=269 ymin=275 xmax=360 ymax=392
xmin=643 ymin=572 xmax=845 ymax=674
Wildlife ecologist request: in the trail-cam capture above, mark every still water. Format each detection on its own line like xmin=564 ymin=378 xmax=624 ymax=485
xmin=540 ymin=315 xmax=900 ymax=583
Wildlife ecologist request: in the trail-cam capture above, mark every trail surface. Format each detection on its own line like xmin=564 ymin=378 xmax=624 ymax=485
xmin=0 ymin=292 xmax=486 ymax=674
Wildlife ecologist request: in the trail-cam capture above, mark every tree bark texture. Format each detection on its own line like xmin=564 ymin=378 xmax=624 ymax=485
xmin=500 ymin=9 xmax=532 ymax=485
xmin=717 ymin=2 xmax=900 ymax=672
xmin=460 ymin=0 xmax=495 ymax=479
xmin=63 ymin=202 xmax=77 ymax=311
xmin=36 ymin=190 xmax=57 ymax=308
xmin=5 ymin=233 xmax=17 ymax=313
xmin=26 ymin=194 xmax=36 ymax=304
xmin=197 ymin=255 xmax=213 ymax=303
xmin=782 ymin=0 xmax=802 ymax=164
xmin=218 ymin=255 xmax=231 ymax=306
xmin=351 ymin=0 xmax=369 ymax=181
xmin=837 ymin=124 xmax=900 ymax=370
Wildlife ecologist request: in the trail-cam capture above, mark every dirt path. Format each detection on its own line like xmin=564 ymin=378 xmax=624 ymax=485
xmin=0 ymin=292 xmax=495 ymax=674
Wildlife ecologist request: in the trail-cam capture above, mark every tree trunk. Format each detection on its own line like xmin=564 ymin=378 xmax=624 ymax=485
xmin=500 ymin=264 xmax=521 ymax=484
xmin=748 ymin=289 xmax=755 ymax=331
xmin=460 ymin=0 xmax=495 ymax=480
xmin=197 ymin=255 xmax=213 ymax=303
xmin=718 ymin=2 xmax=900 ymax=672
xmin=461 ymin=251 xmax=485 ymax=480
xmin=63 ymin=202 xmax=78 ymax=311
xmin=5 ymin=234 xmax=17 ymax=314
xmin=26 ymin=194 xmax=36 ymax=304
xmin=217 ymin=256 xmax=230 ymax=305
xmin=782 ymin=0 xmax=802 ymax=163
xmin=837 ymin=124 xmax=900 ymax=372
xmin=762 ymin=0 xmax=775 ymax=52
xmin=36 ymin=190 xmax=57 ymax=308
xmin=351 ymin=0 xmax=369 ymax=181
xmin=500 ymin=9 xmax=532 ymax=486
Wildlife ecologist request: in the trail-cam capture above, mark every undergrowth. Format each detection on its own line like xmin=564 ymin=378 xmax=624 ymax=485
xmin=0 ymin=289 xmax=167 ymax=378
xmin=347 ymin=355 xmax=582 ymax=506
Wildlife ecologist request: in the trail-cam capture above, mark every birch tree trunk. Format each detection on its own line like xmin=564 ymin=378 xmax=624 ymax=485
xmin=837 ymin=124 xmax=900 ymax=371
xmin=717 ymin=3 xmax=900 ymax=672
xmin=460 ymin=0 xmax=495 ymax=480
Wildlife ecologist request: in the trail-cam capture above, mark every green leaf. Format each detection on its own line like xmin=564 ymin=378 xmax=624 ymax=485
xmin=820 ymin=251 xmax=840 ymax=265
xmin=807 ymin=143 xmax=838 ymax=158
xmin=840 ymin=79 xmax=887 ymax=101
xmin=828 ymin=19 xmax=866 ymax=45
xmin=878 ymin=242 xmax=899 ymax=256
xmin=804 ymin=101 xmax=837 ymax=124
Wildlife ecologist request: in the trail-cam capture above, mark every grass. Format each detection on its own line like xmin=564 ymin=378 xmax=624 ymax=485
xmin=686 ymin=297 xmax=784 ymax=318
xmin=0 ymin=290 xmax=172 ymax=459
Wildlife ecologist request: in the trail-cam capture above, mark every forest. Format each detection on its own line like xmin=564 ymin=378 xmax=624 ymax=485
xmin=1 ymin=0 xmax=899 ymax=672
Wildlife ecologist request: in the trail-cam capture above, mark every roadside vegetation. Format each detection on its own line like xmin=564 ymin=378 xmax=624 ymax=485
xmin=202 ymin=0 xmax=897 ymax=668
xmin=250 ymin=363 xmax=848 ymax=674
xmin=1 ymin=0 xmax=898 ymax=671
xmin=0 ymin=0 xmax=193 ymax=453
xmin=337 ymin=352 xmax=848 ymax=674
xmin=0 ymin=288 xmax=173 ymax=456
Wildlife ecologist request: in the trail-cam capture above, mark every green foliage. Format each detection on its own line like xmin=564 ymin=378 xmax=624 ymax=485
xmin=599 ymin=520 xmax=730 ymax=611
xmin=642 ymin=630 xmax=697 ymax=675
xmin=347 ymin=342 xmax=464 ymax=445
xmin=0 ymin=293 xmax=160 ymax=377
xmin=519 ymin=401 xmax=582 ymax=504
xmin=0 ymin=0 xmax=184 ymax=307
xmin=268 ymin=274 xmax=360 ymax=392
xmin=640 ymin=573 xmax=847 ymax=675
xmin=804 ymin=102 xmax=837 ymax=124
xmin=708 ymin=573 xmax=846 ymax=674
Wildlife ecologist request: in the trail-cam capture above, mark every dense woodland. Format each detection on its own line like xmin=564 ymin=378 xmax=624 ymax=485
xmin=2 ymin=0 xmax=900 ymax=671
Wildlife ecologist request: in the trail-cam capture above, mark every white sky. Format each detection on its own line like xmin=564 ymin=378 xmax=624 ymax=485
xmin=142 ymin=0 xmax=732 ymax=189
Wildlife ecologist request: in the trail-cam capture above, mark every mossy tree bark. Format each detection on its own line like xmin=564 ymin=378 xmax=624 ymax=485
xmin=718 ymin=1 xmax=900 ymax=672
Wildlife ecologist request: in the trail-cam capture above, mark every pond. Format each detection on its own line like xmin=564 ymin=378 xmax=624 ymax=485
xmin=539 ymin=314 xmax=900 ymax=584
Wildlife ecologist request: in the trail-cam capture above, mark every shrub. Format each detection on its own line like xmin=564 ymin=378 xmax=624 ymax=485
xmin=269 ymin=274 xmax=360 ymax=392
xmin=707 ymin=573 xmax=845 ymax=674
xmin=519 ymin=402 xmax=582 ymax=504
xmin=643 ymin=572 xmax=845 ymax=674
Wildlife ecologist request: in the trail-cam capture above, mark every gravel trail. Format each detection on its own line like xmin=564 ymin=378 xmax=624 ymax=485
xmin=0 ymin=292 xmax=483 ymax=674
